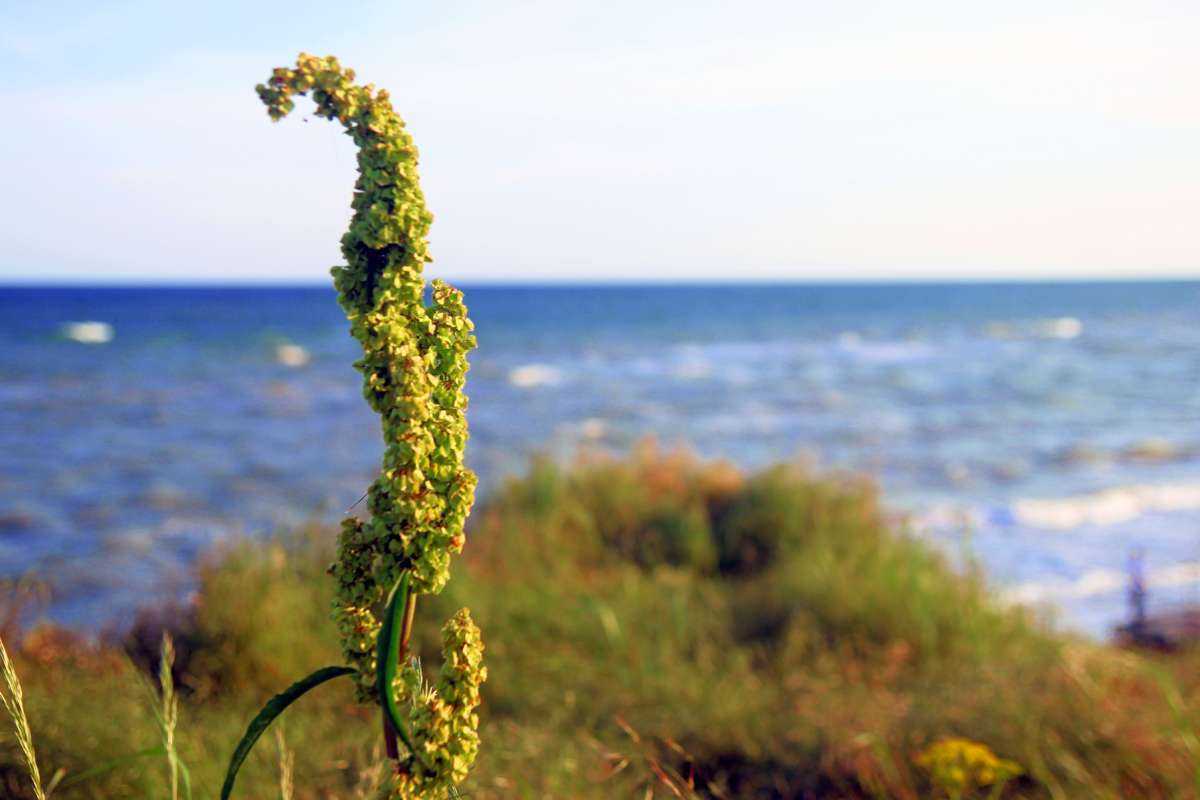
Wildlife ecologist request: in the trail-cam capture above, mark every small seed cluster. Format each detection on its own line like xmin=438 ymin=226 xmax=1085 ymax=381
xmin=389 ymin=610 xmax=487 ymax=797
xmin=258 ymin=54 xmax=485 ymax=797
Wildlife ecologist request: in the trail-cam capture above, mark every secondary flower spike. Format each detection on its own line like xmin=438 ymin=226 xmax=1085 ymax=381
xmin=257 ymin=53 xmax=485 ymax=798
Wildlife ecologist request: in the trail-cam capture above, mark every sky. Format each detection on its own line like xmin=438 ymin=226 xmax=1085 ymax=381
xmin=1 ymin=0 xmax=1198 ymax=284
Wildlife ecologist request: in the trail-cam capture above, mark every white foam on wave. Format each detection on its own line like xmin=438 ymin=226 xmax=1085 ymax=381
xmin=1012 ymin=481 xmax=1200 ymax=530
xmin=275 ymin=343 xmax=311 ymax=367
xmin=911 ymin=479 xmax=1200 ymax=537
xmin=508 ymin=363 xmax=563 ymax=388
xmin=62 ymin=321 xmax=114 ymax=344
xmin=984 ymin=317 xmax=1083 ymax=340
xmin=579 ymin=418 xmax=607 ymax=439
xmin=1002 ymin=561 xmax=1200 ymax=605
xmin=836 ymin=332 xmax=933 ymax=362
xmin=1038 ymin=317 xmax=1083 ymax=339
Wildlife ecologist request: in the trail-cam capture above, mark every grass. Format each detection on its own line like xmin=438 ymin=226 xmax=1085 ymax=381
xmin=143 ymin=633 xmax=190 ymax=800
xmin=2 ymin=444 xmax=1199 ymax=798
xmin=0 ymin=633 xmax=49 ymax=799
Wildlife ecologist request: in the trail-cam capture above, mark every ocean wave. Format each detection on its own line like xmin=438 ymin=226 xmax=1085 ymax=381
xmin=508 ymin=363 xmax=563 ymax=388
xmin=1053 ymin=439 xmax=1193 ymax=468
xmin=983 ymin=317 xmax=1082 ymax=340
xmin=61 ymin=321 xmax=114 ymax=344
xmin=578 ymin=417 xmax=607 ymax=440
xmin=1008 ymin=481 xmax=1200 ymax=530
xmin=275 ymin=343 xmax=311 ymax=367
xmin=911 ymin=479 xmax=1200 ymax=534
xmin=1002 ymin=561 xmax=1200 ymax=605
xmin=836 ymin=332 xmax=934 ymax=362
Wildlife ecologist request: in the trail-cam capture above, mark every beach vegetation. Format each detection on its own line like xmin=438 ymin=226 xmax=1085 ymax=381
xmin=3 ymin=446 xmax=1200 ymax=798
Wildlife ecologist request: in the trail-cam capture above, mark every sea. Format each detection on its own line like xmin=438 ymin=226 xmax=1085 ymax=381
xmin=2 ymin=282 xmax=1199 ymax=636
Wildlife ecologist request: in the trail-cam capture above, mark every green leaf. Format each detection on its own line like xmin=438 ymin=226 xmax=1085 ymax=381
xmin=377 ymin=571 xmax=423 ymax=765
xmin=220 ymin=665 xmax=355 ymax=800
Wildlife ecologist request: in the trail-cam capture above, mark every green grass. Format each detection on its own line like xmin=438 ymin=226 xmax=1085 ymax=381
xmin=3 ymin=445 xmax=1199 ymax=798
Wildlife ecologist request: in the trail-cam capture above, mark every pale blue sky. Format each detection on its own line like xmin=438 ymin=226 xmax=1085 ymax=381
xmin=2 ymin=1 xmax=1197 ymax=283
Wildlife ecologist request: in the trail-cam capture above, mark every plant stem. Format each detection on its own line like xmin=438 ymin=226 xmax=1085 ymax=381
xmin=383 ymin=592 xmax=419 ymax=761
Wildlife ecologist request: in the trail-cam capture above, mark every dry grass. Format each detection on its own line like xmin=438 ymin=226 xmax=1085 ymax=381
xmin=0 ymin=634 xmax=48 ymax=800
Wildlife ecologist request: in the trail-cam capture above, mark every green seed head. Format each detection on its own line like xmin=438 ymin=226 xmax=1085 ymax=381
xmin=257 ymin=52 xmax=477 ymax=696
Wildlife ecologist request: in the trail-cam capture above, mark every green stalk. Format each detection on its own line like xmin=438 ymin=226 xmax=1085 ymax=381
xmin=376 ymin=573 xmax=422 ymax=766
xmin=383 ymin=590 xmax=418 ymax=761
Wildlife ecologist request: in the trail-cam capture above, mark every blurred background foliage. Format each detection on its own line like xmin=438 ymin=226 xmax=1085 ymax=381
xmin=2 ymin=444 xmax=1198 ymax=799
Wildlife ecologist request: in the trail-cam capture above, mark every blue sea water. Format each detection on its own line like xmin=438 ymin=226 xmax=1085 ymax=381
xmin=2 ymin=282 xmax=1200 ymax=635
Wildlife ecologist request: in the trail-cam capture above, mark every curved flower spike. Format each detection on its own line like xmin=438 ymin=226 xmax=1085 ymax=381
xmin=256 ymin=52 xmax=479 ymax=698
xmin=255 ymin=54 xmax=485 ymax=799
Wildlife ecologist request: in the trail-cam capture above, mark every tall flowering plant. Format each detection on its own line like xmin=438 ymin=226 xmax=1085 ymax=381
xmin=221 ymin=54 xmax=486 ymax=800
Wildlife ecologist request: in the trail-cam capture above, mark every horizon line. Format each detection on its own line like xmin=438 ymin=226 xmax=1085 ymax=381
xmin=3 ymin=275 xmax=1200 ymax=289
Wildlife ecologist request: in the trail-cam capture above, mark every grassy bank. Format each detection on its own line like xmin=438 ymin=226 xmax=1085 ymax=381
xmin=2 ymin=445 xmax=1199 ymax=798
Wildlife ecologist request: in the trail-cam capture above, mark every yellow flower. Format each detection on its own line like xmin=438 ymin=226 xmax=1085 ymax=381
xmin=915 ymin=737 xmax=1022 ymax=798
